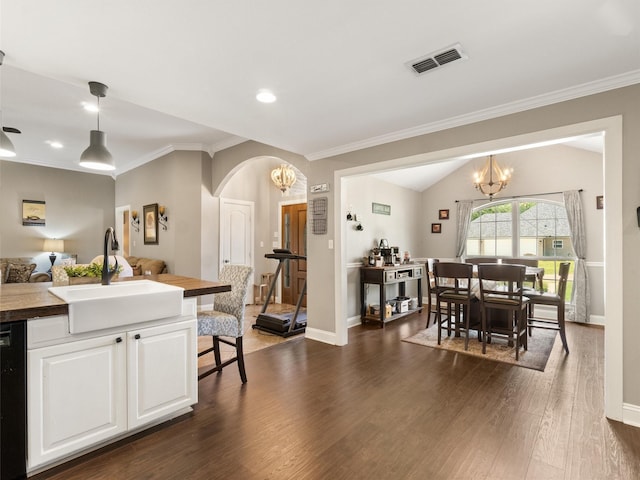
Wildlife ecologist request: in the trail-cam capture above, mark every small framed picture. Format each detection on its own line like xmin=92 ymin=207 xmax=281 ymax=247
xmin=596 ymin=195 xmax=604 ymax=210
xmin=431 ymin=223 xmax=442 ymax=234
xmin=143 ymin=203 xmax=159 ymax=245
xmin=438 ymin=209 xmax=449 ymax=220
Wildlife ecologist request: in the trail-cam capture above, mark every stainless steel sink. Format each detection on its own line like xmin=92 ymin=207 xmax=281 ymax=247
xmin=48 ymin=280 xmax=184 ymax=333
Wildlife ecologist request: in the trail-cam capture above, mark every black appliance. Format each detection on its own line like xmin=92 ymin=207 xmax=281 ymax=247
xmin=1 ymin=321 xmax=27 ymax=480
xmin=253 ymin=249 xmax=307 ymax=338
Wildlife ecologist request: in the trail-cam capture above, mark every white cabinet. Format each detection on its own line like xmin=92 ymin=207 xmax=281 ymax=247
xmin=27 ymin=303 xmax=197 ymax=472
xmin=27 ymin=332 xmax=127 ymax=468
xmin=127 ymin=320 xmax=197 ymax=429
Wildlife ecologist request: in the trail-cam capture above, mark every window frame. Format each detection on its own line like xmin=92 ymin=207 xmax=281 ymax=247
xmin=465 ymin=198 xmax=576 ymax=301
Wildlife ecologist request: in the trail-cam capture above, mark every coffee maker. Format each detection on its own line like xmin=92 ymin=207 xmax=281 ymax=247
xmin=379 ymin=239 xmax=401 ymax=265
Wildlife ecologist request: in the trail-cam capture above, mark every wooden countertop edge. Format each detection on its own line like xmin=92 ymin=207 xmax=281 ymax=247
xmin=0 ymin=274 xmax=230 ymax=324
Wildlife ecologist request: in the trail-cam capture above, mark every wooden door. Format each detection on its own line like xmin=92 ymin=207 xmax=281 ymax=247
xmin=281 ymin=203 xmax=307 ymax=306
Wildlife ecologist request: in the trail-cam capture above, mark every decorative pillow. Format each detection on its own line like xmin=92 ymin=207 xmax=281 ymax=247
xmin=141 ymin=259 xmax=165 ymax=275
xmin=6 ymin=263 xmax=36 ymax=283
xmin=0 ymin=261 xmax=7 ymax=283
xmin=131 ymin=264 xmax=142 ymax=276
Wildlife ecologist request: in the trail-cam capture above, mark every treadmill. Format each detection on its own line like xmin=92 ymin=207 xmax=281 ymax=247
xmin=253 ymin=248 xmax=307 ymax=337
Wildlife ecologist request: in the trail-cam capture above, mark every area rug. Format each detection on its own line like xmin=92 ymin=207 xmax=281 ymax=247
xmin=402 ymin=325 xmax=557 ymax=371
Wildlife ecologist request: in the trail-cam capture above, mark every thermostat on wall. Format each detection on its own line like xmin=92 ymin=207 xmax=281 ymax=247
xmin=310 ymin=183 xmax=329 ymax=193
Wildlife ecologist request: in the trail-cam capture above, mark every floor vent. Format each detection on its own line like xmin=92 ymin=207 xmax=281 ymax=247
xmin=407 ymin=43 xmax=467 ymax=75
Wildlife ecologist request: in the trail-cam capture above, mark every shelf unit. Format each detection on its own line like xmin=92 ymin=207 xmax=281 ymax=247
xmin=360 ymin=264 xmax=424 ymax=327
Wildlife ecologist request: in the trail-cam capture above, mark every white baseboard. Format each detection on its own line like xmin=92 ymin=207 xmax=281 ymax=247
xmin=304 ymin=326 xmax=337 ymax=345
xmin=347 ymin=315 xmax=362 ymax=328
xmin=622 ymin=403 xmax=640 ymax=427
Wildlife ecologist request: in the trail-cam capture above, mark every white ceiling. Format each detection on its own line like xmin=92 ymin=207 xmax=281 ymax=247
xmin=1 ymin=0 xmax=638 ymax=188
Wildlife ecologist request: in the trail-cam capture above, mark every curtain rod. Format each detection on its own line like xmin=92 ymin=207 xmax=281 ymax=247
xmin=455 ymin=189 xmax=583 ymax=203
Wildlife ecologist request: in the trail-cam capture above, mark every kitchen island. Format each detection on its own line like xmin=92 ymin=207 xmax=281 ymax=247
xmin=0 ymin=274 xmax=230 ymax=479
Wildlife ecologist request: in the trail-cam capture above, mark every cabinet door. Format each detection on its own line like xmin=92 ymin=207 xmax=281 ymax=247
xmin=27 ymin=333 xmax=126 ymax=469
xmin=127 ymin=319 xmax=197 ymax=429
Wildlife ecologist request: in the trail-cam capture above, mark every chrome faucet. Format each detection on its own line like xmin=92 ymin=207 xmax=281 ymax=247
xmin=102 ymin=227 xmax=120 ymax=285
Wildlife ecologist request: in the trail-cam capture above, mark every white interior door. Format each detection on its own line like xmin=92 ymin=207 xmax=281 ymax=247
xmin=220 ymin=198 xmax=254 ymax=284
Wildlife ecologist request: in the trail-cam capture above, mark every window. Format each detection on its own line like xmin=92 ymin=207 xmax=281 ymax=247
xmin=466 ymin=199 xmax=575 ymax=299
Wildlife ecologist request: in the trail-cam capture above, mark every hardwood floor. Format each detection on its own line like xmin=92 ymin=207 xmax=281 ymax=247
xmin=33 ymin=312 xmax=640 ymax=480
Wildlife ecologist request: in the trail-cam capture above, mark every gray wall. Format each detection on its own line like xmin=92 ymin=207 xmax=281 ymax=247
xmin=0 ymin=161 xmax=115 ymax=272
xmin=115 ymin=150 xmax=208 ymax=279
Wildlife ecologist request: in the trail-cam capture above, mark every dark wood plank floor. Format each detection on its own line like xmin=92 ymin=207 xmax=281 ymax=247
xmin=33 ymin=313 xmax=640 ymax=480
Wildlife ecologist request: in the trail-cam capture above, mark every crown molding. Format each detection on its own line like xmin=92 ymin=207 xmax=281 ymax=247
xmin=306 ymin=69 xmax=640 ymax=161
xmin=209 ymin=135 xmax=247 ymax=155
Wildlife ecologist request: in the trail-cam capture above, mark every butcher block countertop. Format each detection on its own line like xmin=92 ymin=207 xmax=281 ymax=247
xmin=0 ymin=274 xmax=231 ymax=324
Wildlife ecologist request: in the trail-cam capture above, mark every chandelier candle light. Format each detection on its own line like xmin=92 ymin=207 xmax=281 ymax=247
xmin=271 ymin=164 xmax=297 ymax=195
xmin=473 ymin=155 xmax=512 ymax=200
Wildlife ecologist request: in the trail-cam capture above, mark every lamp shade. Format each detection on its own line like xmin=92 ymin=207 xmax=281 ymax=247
xmin=0 ymin=129 xmax=16 ymax=158
xmin=79 ymin=130 xmax=114 ymax=171
xmin=43 ymin=238 xmax=64 ymax=253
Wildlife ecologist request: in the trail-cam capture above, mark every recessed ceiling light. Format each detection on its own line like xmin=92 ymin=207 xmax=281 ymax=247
xmin=256 ymin=90 xmax=276 ymax=103
xmin=46 ymin=140 xmax=63 ymax=149
xmin=82 ymin=102 xmax=99 ymax=112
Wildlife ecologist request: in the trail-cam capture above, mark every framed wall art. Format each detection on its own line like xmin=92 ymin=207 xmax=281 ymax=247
xmin=431 ymin=223 xmax=442 ymax=234
xmin=372 ymin=202 xmax=391 ymax=215
xmin=438 ymin=209 xmax=449 ymax=220
xmin=143 ymin=203 xmax=159 ymax=245
xmin=22 ymin=200 xmax=46 ymax=226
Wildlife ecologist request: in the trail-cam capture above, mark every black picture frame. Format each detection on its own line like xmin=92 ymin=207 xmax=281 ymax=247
xmin=431 ymin=223 xmax=441 ymax=234
xmin=596 ymin=195 xmax=604 ymax=210
xmin=143 ymin=203 xmax=159 ymax=245
xmin=438 ymin=209 xmax=449 ymax=220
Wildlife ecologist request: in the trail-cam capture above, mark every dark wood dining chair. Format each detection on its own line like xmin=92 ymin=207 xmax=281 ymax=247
xmin=477 ymin=263 xmax=530 ymax=360
xmin=425 ymin=258 xmax=440 ymax=328
xmin=525 ymin=262 xmax=570 ymax=354
xmin=433 ymin=262 xmax=477 ymax=350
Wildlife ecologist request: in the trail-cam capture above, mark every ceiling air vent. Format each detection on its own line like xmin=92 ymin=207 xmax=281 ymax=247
xmin=407 ymin=43 xmax=467 ymax=76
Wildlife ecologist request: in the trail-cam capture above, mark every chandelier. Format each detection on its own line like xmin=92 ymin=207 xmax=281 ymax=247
xmin=473 ymin=155 xmax=512 ymax=200
xmin=271 ymin=164 xmax=297 ymax=195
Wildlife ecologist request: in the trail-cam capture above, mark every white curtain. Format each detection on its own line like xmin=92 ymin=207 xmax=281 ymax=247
xmin=455 ymin=201 xmax=474 ymax=260
xmin=563 ymin=190 xmax=590 ymax=323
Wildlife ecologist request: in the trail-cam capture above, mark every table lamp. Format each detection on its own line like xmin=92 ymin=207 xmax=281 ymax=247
xmin=43 ymin=238 xmax=64 ymax=272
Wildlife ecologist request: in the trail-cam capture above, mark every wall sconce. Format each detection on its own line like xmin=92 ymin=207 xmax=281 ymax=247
xmin=158 ymin=205 xmax=168 ymax=230
xmin=131 ymin=210 xmax=140 ymax=232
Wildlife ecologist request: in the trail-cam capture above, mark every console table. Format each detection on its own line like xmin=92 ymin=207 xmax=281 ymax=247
xmin=360 ymin=264 xmax=423 ymax=327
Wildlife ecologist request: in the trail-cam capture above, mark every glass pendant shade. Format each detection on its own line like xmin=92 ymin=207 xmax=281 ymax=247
xmin=0 ymin=129 xmax=16 ymax=157
xmin=79 ymin=130 xmax=114 ymax=171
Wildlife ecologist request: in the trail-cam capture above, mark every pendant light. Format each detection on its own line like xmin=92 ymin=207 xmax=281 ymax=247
xmin=0 ymin=50 xmax=17 ymax=158
xmin=79 ymin=81 xmax=115 ymax=171
xmin=271 ymin=164 xmax=297 ymax=195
